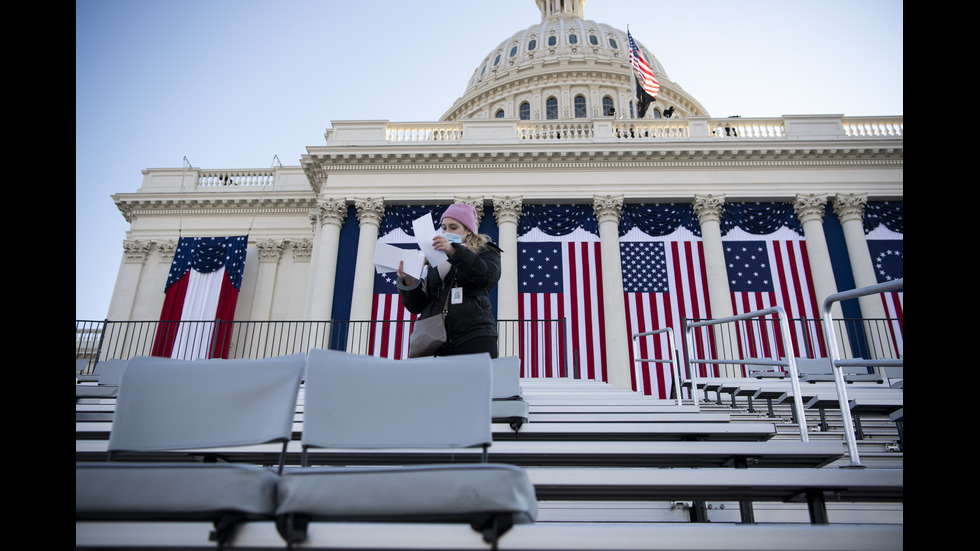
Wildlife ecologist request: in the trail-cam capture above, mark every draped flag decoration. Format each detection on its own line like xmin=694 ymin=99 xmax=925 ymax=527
xmin=518 ymin=205 xmax=606 ymax=382
xmin=369 ymin=206 xmax=445 ymax=359
xmin=720 ymin=203 xmax=823 ymax=366
xmin=153 ymin=235 xmax=248 ymax=359
xmin=370 ymin=243 xmax=421 ymax=359
xmin=628 ymin=29 xmax=659 ymax=105
xmin=620 ymin=204 xmax=710 ymax=397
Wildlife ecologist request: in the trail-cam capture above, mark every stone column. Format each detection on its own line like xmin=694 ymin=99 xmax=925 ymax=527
xmin=794 ymin=194 xmax=850 ymax=357
xmin=832 ymin=193 xmax=887 ymax=320
xmin=106 ymin=239 xmax=153 ymax=321
xmin=593 ymin=194 xmax=631 ymax=389
xmin=349 ymin=198 xmax=385 ymax=322
xmin=252 ymin=239 xmax=284 ymax=321
xmin=306 ymin=199 xmax=347 ymax=321
xmin=832 ymin=193 xmax=894 ymax=360
xmin=693 ymin=194 xmax=738 ymax=377
xmin=493 ymin=196 xmax=522 ymax=357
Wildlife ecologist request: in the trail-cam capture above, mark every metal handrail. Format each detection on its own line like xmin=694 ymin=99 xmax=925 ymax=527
xmin=684 ymin=306 xmax=810 ymax=442
xmin=821 ymin=278 xmax=904 ymax=468
xmin=631 ymin=327 xmax=683 ymax=407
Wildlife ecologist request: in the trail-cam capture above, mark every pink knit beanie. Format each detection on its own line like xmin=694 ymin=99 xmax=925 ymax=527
xmin=440 ymin=203 xmax=479 ymax=235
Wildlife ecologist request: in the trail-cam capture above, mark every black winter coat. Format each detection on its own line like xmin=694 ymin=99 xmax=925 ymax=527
xmin=398 ymin=242 xmax=501 ymax=348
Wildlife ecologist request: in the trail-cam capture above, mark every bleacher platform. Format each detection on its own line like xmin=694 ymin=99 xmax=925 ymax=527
xmin=77 ymin=352 xmax=903 ymax=550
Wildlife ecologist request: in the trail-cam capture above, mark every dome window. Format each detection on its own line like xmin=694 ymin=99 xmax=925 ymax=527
xmin=608 ymin=38 xmax=618 ymax=49
xmin=602 ymin=96 xmax=615 ymax=117
xmin=510 ymin=45 xmax=518 ymax=57
xmin=528 ymin=39 xmax=536 ymax=51
xmin=519 ymin=101 xmax=530 ymax=120
xmin=569 ymin=34 xmax=578 ymax=44
xmin=574 ymin=95 xmax=587 ymax=118
xmin=548 ymin=35 xmax=557 ymax=46
xmin=589 ymin=35 xmax=599 ymax=45
xmin=546 ymin=97 xmax=558 ymax=120
xmin=494 ymin=54 xmax=501 ymax=66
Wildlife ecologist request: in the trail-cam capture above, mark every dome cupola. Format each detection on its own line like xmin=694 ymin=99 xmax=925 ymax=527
xmin=441 ymin=0 xmax=707 ymax=121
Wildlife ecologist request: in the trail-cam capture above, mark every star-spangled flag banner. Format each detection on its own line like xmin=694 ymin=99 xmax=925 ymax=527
xmin=620 ymin=239 xmax=714 ymax=398
xmin=518 ymin=241 xmax=606 ymax=382
xmin=628 ymin=30 xmax=659 ymax=99
xmin=867 ymin=239 xmax=903 ymax=357
xmin=723 ymin=239 xmax=825 ymax=364
xmin=153 ymin=235 xmax=248 ymax=360
xmin=369 ymin=241 xmax=421 ymax=359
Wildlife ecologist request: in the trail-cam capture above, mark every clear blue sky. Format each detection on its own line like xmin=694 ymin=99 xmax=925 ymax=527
xmin=76 ymin=0 xmax=903 ymax=320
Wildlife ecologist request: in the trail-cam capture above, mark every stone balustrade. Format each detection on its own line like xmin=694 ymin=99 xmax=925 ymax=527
xmin=323 ymin=115 xmax=903 ymax=145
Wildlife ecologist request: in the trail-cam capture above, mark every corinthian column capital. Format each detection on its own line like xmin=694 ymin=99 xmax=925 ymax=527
xmin=832 ymin=193 xmax=868 ymax=224
xmin=354 ymin=197 xmax=385 ymax=227
xmin=493 ymin=196 xmax=523 ymax=225
xmin=593 ymin=194 xmax=624 ymax=225
xmin=693 ymin=194 xmax=725 ymax=225
xmin=794 ymin=193 xmax=828 ymax=225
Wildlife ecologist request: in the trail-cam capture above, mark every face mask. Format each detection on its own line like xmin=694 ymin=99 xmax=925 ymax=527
xmin=443 ymin=232 xmax=462 ymax=244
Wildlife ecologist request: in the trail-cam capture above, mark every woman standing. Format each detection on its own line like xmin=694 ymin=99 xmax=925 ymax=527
xmin=397 ymin=203 xmax=501 ymax=358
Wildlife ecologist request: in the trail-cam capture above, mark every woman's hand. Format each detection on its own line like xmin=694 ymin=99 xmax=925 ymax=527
xmin=432 ymin=235 xmax=456 ymax=256
xmin=397 ymin=261 xmax=417 ymax=285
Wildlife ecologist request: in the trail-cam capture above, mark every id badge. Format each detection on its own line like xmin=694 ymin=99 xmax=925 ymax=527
xmin=451 ymin=287 xmax=464 ymax=304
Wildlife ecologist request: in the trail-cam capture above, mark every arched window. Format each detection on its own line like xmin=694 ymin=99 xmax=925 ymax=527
xmin=602 ymin=96 xmax=615 ymax=117
xmin=528 ymin=39 xmax=536 ymax=51
xmin=548 ymin=35 xmax=557 ymax=46
xmin=510 ymin=45 xmax=518 ymax=57
xmin=495 ymin=109 xmax=505 ymax=118
xmin=589 ymin=35 xmax=599 ymax=45
xmin=574 ymin=95 xmax=587 ymax=118
xmin=519 ymin=101 xmax=530 ymax=120
xmin=608 ymin=38 xmax=618 ymax=49
xmin=493 ymin=54 xmax=501 ymax=66
xmin=546 ymin=97 xmax=558 ymax=120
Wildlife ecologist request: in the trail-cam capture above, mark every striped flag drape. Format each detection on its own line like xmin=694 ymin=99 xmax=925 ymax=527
xmin=621 ymin=237 xmax=713 ymax=398
xmin=152 ymin=236 xmax=247 ymax=359
xmin=517 ymin=205 xmax=606 ymax=382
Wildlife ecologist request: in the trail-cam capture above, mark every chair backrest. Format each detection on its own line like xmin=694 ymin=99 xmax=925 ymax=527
xmin=793 ymin=357 xmax=833 ymax=375
xmin=303 ymin=349 xmax=492 ymax=450
xmin=107 ymin=355 xmax=305 ymax=454
xmin=491 ymin=356 xmax=522 ymax=399
xmin=96 ymin=359 xmax=130 ymax=387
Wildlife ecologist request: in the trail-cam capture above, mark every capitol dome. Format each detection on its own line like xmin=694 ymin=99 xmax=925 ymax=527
xmin=441 ymin=0 xmax=709 ymax=122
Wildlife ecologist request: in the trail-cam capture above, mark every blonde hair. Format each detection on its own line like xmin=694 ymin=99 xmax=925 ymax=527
xmin=463 ymin=232 xmax=490 ymax=253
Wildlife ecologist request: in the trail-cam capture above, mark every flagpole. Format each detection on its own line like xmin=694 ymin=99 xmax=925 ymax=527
xmin=627 ymin=26 xmax=637 ymax=120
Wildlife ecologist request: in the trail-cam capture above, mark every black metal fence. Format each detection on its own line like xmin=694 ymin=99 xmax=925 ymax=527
xmin=77 ymin=316 xmax=901 ymax=380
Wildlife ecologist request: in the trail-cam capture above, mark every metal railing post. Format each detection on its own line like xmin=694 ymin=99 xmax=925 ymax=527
xmin=821 ymin=278 xmax=903 ymax=468
xmin=684 ymin=307 xmax=810 ymax=442
xmin=632 ymin=327 xmax=683 ymax=407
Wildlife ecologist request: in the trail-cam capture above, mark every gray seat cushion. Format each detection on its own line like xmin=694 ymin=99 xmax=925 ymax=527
xmin=277 ymin=463 xmax=537 ymax=524
xmin=76 ymin=462 xmax=280 ymax=518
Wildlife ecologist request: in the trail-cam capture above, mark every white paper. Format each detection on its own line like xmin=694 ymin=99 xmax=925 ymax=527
xmin=412 ymin=212 xmax=448 ymax=266
xmin=373 ymin=242 xmax=425 ymax=279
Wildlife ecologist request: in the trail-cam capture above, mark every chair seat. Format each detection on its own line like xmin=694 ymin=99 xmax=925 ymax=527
xmin=76 ymin=462 xmax=280 ymax=519
xmin=276 ymin=463 xmax=537 ymax=524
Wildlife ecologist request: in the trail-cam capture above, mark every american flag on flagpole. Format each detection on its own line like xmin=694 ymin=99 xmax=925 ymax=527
xmin=518 ymin=240 xmax=607 ymax=382
xmin=628 ymin=30 xmax=660 ymax=98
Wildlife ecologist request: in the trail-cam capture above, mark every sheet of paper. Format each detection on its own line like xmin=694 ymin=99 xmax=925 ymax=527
xmin=412 ymin=212 xmax=448 ymax=267
xmin=373 ymin=242 xmax=425 ymax=279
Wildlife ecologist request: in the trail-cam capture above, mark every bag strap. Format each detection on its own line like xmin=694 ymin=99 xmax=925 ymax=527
xmin=440 ymin=270 xmax=456 ymax=313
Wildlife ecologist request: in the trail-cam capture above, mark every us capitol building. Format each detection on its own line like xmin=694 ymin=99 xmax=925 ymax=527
xmin=104 ymin=0 xmax=903 ymax=397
